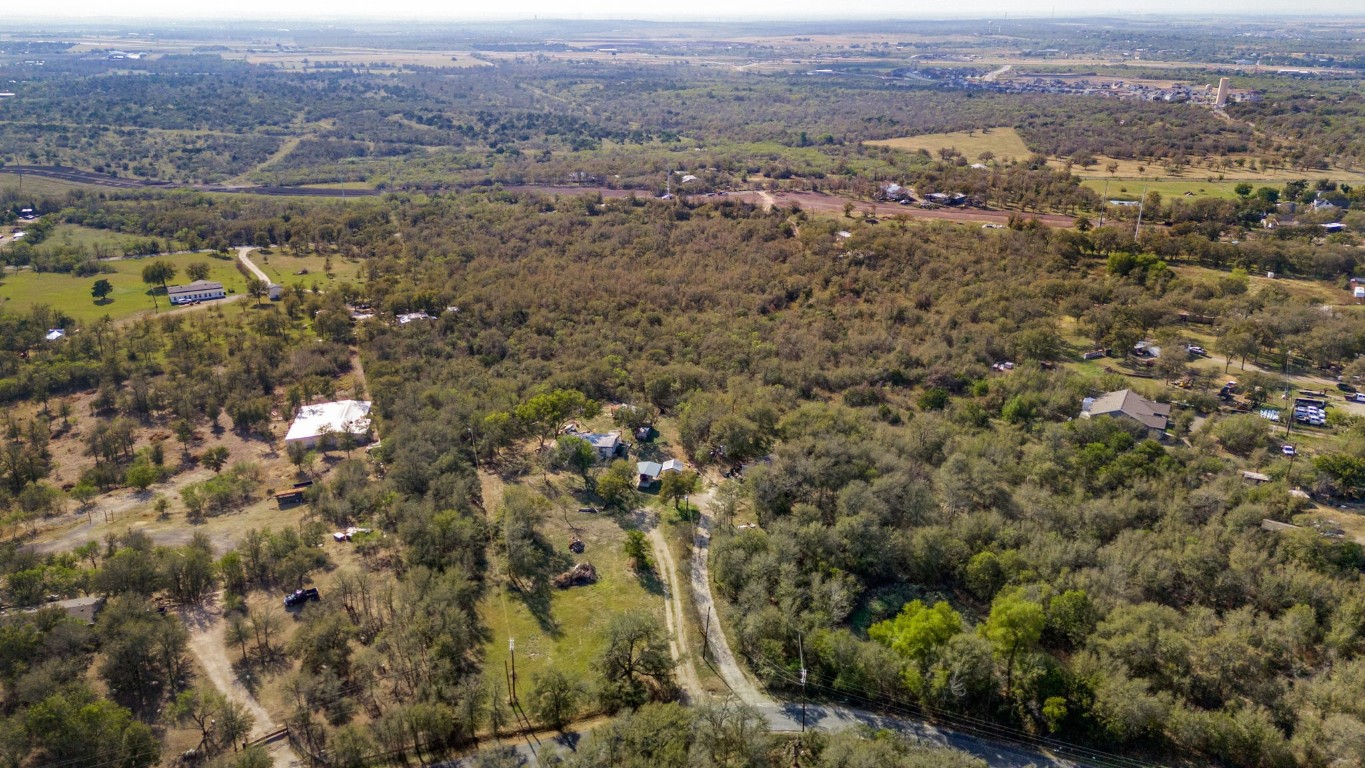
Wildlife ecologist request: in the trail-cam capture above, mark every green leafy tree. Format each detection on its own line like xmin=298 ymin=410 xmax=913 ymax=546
xmin=202 ymin=445 xmax=230 ymax=473
xmin=596 ymin=612 xmax=676 ymax=711
xmin=91 ymin=278 xmax=114 ymax=301
xmin=186 ymin=262 xmax=211 ymax=282
xmin=553 ymin=435 xmax=597 ymax=489
xmin=245 ymin=276 xmax=268 ymax=305
xmin=981 ymin=591 xmax=1045 ymax=699
xmin=870 ymin=600 xmax=963 ymax=665
xmin=528 ymin=669 xmax=584 ymax=730
xmin=141 ymin=261 xmax=176 ymax=294
xmin=623 ymin=530 xmax=651 ymax=571
xmin=1314 ymin=453 xmax=1365 ymax=499
xmin=659 ymin=470 xmax=700 ymax=511
xmin=596 ymin=459 xmax=639 ymax=511
xmin=514 ymin=389 xmax=598 ymax=447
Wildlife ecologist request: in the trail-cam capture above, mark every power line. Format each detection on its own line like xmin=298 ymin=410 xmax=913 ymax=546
xmin=747 ymin=650 xmax=1162 ymax=768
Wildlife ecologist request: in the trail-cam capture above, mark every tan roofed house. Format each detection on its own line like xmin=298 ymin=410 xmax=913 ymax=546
xmin=1080 ymin=389 xmax=1170 ymax=437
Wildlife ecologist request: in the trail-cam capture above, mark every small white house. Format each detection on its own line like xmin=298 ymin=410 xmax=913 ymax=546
xmin=285 ymin=400 xmax=372 ymax=449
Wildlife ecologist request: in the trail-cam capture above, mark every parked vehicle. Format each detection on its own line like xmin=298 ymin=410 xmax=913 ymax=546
xmin=1282 ymin=444 xmax=1297 ymax=457
xmin=284 ymin=587 xmax=320 ymax=608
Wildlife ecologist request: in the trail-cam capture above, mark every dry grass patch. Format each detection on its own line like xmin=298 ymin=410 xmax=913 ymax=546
xmin=865 ymin=127 xmax=1033 ymax=161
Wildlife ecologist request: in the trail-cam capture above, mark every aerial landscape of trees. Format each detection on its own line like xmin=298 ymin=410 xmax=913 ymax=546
xmin=2 ymin=14 xmax=1365 ymax=768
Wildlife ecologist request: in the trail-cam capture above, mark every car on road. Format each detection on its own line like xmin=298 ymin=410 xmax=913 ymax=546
xmin=1282 ymin=444 xmax=1297 ymax=456
xmin=284 ymin=587 xmax=320 ymax=608
xmin=1187 ymin=345 xmax=1207 ymax=356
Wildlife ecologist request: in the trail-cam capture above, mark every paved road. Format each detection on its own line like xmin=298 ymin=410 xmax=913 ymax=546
xmin=237 ymin=246 xmax=272 ymax=284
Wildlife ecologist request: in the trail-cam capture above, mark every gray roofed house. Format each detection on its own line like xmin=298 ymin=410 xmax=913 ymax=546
xmin=1080 ymin=389 xmax=1171 ymax=436
xmin=167 ymin=280 xmax=226 ymax=304
xmin=637 ymin=461 xmax=664 ymax=487
xmin=579 ymin=431 xmax=623 ymax=461
xmin=45 ymin=596 xmax=106 ymax=624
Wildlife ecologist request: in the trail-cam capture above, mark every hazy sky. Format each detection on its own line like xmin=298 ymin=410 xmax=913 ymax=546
xmin=10 ymin=0 xmax=1365 ymax=21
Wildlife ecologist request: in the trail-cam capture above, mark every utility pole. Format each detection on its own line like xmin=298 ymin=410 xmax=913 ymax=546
xmin=508 ymin=637 xmax=518 ymax=706
xmin=702 ymin=609 xmax=711 ymax=662
xmin=798 ymin=632 xmax=807 ymax=733
xmin=1134 ymin=183 xmax=1148 ymax=241
xmin=1098 ymin=179 xmax=1109 ymax=227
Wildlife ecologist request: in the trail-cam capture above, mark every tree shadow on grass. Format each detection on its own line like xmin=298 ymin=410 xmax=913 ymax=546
xmin=231 ymin=651 xmax=290 ymax=695
xmin=512 ymin=579 xmax=562 ymax=638
xmin=632 ymin=562 xmax=665 ymax=597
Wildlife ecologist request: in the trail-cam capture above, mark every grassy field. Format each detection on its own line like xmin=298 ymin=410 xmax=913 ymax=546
xmin=250 ymin=248 xmax=365 ymax=287
xmin=479 ymin=476 xmax=667 ymax=691
xmin=0 ymin=252 xmax=247 ymax=324
xmin=0 ymin=172 xmax=100 ymax=197
xmin=1084 ymin=178 xmax=1248 ymax=201
xmin=1064 ymin=155 xmax=1365 ymax=184
xmin=864 ymin=127 xmax=1033 ymax=161
xmin=35 ymin=223 xmax=168 ymax=254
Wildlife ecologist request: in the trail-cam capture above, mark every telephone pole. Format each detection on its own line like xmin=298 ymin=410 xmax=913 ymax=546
xmin=1134 ymin=183 xmax=1149 ymax=241
xmin=508 ymin=637 xmax=518 ymax=705
xmin=798 ymin=632 xmax=807 ymax=733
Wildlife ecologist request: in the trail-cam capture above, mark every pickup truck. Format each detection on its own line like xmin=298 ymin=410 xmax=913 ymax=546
xmin=284 ymin=587 xmax=320 ymax=608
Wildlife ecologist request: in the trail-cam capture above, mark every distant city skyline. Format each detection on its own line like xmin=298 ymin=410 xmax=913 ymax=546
xmin=9 ymin=0 xmax=1365 ymax=21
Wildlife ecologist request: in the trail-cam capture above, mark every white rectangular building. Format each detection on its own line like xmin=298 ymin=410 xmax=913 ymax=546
xmin=285 ymin=400 xmax=373 ymax=449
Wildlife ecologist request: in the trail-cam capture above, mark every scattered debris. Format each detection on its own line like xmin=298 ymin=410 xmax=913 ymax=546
xmin=553 ymin=562 xmax=598 ymax=589
xmin=568 ymin=537 xmax=585 ymax=554
xmin=333 ymin=527 xmax=372 ymax=542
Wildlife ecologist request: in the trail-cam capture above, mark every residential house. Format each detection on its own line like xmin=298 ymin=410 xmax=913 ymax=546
xmin=285 ymin=400 xmax=373 ymax=449
xmin=636 ymin=457 xmax=688 ymax=487
xmin=167 ymin=280 xmax=226 ymax=305
xmin=578 ymin=431 xmax=624 ymax=461
xmin=1080 ymin=389 xmax=1171 ymax=437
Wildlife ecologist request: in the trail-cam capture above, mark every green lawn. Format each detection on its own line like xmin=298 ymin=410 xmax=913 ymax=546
xmin=864 ymin=127 xmax=1032 ymax=161
xmin=248 ymin=248 xmax=364 ymax=287
xmin=0 ymin=173 xmax=101 ymax=197
xmin=1082 ymin=178 xmax=1246 ymax=201
xmin=480 ymin=479 xmax=666 ymax=693
xmin=35 ymin=224 xmax=171 ymax=255
xmin=0 ymin=252 xmax=247 ymax=324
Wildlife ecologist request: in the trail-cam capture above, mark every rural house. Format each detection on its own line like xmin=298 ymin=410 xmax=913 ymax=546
xmin=285 ymin=400 xmax=373 ymax=449
xmin=1080 ymin=389 xmax=1170 ymax=437
xmin=167 ymin=280 xmax=226 ymax=305
xmin=578 ymin=431 xmax=624 ymax=461
xmin=636 ymin=457 xmax=687 ymax=487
